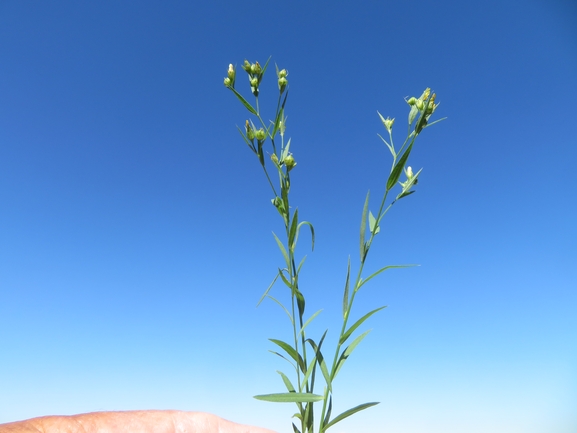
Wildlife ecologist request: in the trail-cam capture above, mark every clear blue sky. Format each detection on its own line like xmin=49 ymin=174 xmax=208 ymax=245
xmin=1 ymin=1 xmax=576 ymax=432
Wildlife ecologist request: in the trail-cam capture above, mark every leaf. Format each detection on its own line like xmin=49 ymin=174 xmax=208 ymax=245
xmin=377 ymin=133 xmax=395 ymax=157
xmin=270 ymin=339 xmax=305 ymax=373
xmin=295 ymin=221 xmax=315 ymax=251
xmin=298 ymin=309 xmax=323 ymax=337
xmin=296 ymin=255 xmax=308 ymax=274
xmin=269 ymin=351 xmax=296 ymax=370
xmin=307 ymin=331 xmax=330 ymax=392
xmin=342 ymin=257 xmax=350 ymax=318
xmin=272 ymin=106 xmax=284 ymax=138
xmin=257 ymin=273 xmax=279 ymax=307
xmin=266 ymin=294 xmax=293 ymax=323
xmin=272 ymin=231 xmax=290 ymax=268
xmin=296 ymin=289 xmax=306 ymax=320
xmin=368 ymin=211 xmax=380 ymax=234
xmin=277 ymin=268 xmax=293 ymax=289
xmin=322 ymin=402 xmax=379 ymax=430
xmin=386 ymin=142 xmax=414 ymax=191
xmin=288 ymin=208 xmax=299 ymax=252
xmin=339 ymin=306 xmax=386 ymax=345
xmin=228 ymin=86 xmax=258 ymax=115
xmin=277 ymin=370 xmax=296 ymax=392
xmin=333 ymin=330 xmax=371 ymax=380
xmin=292 ymin=423 xmax=301 ymax=433
xmin=236 ymin=125 xmax=256 ymax=153
xmin=360 ymin=191 xmax=370 ymax=260
xmin=322 ymin=396 xmax=333 ymax=428
xmin=357 ymin=264 xmax=418 ymax=290
xmin=254 ymin=393 xmax=324 ymax=403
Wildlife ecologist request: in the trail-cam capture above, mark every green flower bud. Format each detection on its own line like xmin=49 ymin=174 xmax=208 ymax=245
xmin=246 ymin=120 xmax=255 ymax=140
xmin=223 ymin=77 xmax=231 ymax=87
xmin=284 ymin=154 xmax=296 ymax=171
xmin=255 ymin=128 xmax=266 ymax=141
xmin=406 ymin=97 xmax=417 ymax=106
xmin=271 ymin=153 xmax=279 ymax=165
xmin=406 ymin=166 xmax=414 ymax=178
xmin=250 ymin=77 xmax=259 ymax=87
xmin=227 ymin=64 xmax=235 ymax=80
xmin=278 ymin=69 xmax=288 ymax=78
xmin=419 ymin=88 xmax=431 ymax=101
xmin=416 ymin=99 xmax=425 ymax=111
xmin=251 ymin=61 xmax=262 ymax=75
xmin=383 ymin=117 xmax=395 ymax=133
xmin=278 ymin=77 xmax=288 ymax=93
xmin=242 ymin=60 xmax=251 ymax=72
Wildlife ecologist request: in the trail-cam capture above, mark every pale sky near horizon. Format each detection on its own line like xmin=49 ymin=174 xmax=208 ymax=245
xmin=1 ymin=1 xmax=576 ymax=433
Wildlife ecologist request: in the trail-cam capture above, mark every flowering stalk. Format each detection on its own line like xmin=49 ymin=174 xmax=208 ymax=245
xmin=224 ymin=58 xmax=444 ymax=433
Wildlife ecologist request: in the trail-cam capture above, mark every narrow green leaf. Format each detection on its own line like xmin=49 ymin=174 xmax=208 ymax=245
xmin=272 ymin=231 xmax=290 ymax=268
xmin=257 ymin=273 xmax=279 ymax=307
xmin=277 ymin=268 xmax=293 ymax=289
xmin=228 ymin=86 xmax=258 ymax=115
xmin=298 ymin=309 xmax=323 ymax=337
xmin=296 ymin=255 xmax=308 ymax=274
xmin=339 ymin=306 xmax=386 ymax=345
xmin=295 ymin=289 xmax=306 ymax=320
xmin=282 ymin=138 xmax=292 ymax=162
xmin=260 ymin=56 xmax=272 ymax=77
xmin=357 ymin=264 xmax=418 ymax=290
xmin=360 ymin=191 xmax=370 ymax=260
xmin=292 ymin=423 xmax=301 ymax=433
xmin=342 ymin=257 xmax=350 ymax=318
xmin=323 ymin=402 xmax=379 ymax=430
xmin=307 ymin=332 xmax=331 ymax=392
xmin=268 ymin=351 xmax=296 ymax=369
xmin=323 ymin=396 xmax=333 ymax=428
xmin=386 ymin=142 xmax=414 ymax=191
xmin=266 ymin=294 xmax=293 ymax=323
xmin=288 ymin=208 xmax=299 ymax=252
xmin=295 ymin=221 xmax=315 ymax=251
xmin=270 ymin=339 xmax=305 ymax=372
xmin=236 ymin=126 xmax=256 ymax=153
xmin=368 ymin=211 xmax=380 ymax=234
xmin=333 ymin=330 xmax=371 ymax=380
xmin=272 ymin=107 xmax=284 ymax=138
xmin=277 ymin=370 xmax=296 ymax=392
xmin=422 ymin=116 xmax=447 ymax=129
xmin=254 ymin=393 xmax=324 ymax=403
xmin=377 ymin=133 xmax=395 ymax=157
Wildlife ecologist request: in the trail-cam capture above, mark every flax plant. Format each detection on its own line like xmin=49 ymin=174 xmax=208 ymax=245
xmin=223 ymin=58 xmax=444 ymax=433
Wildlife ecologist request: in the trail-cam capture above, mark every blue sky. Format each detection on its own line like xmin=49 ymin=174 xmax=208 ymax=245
xmin=1 ymin=1 xmax=576 ymax=432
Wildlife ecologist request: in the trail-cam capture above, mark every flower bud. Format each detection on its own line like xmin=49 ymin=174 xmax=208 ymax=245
xmin=278 ymin=69 xmax=288 ymax=78
xmin=251 ymin=61 xmax=262 ymax=75
xmin=227 ymin=64 xmax=235 ymax=80
xmin=383 ymin=117 xmax=395 ymax=133
xmin=406 ymin=97 xmax=417 ymax=106
xmin=416 ymin=99 xmax=425 ymax=111
xmin=242 ymin=60 xmax=251 ymax=72
xmin=250 ymin=77 xmax=259 ymax=87
xmin=246 ymin=120 xmax=255 ymax=140
xmin=223 ymin=77 xmax=231 ymax=87
xmin=271 ymin=153 xmax=279 ymax=165
xmin=284 ymin=154 xmax=296 ymax=171
xmin=278 ymin=77 xmax=288 ymax=93
xmin=420 ymin=88 xmax=431 ymax=101
xmin=255 ymin=128 xmax=266 ymax=141
xmin=406 ymin=166 xmax=414 ymax=178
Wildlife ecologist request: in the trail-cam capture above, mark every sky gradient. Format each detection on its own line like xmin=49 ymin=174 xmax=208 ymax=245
xmin=1 ymin=1 xmax=576 ymax=432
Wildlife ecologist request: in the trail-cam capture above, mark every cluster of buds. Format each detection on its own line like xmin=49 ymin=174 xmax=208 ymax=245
xmin=406 ymin=88 xmax=439 ymax=134
xmin=241 ymin=60 xmax=264 ymax=97
xmin=223 ymin=64 xmax=236 ymax=88
xmin=245 ymin=120 xmax=266 ymax=143
xmin=270 ymin=151 xmax=297 ymax=172
xmin=277 ymin=68 xmax=288 ymax=94
xmin=382 ymin=116 xmax=395 ymax=133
